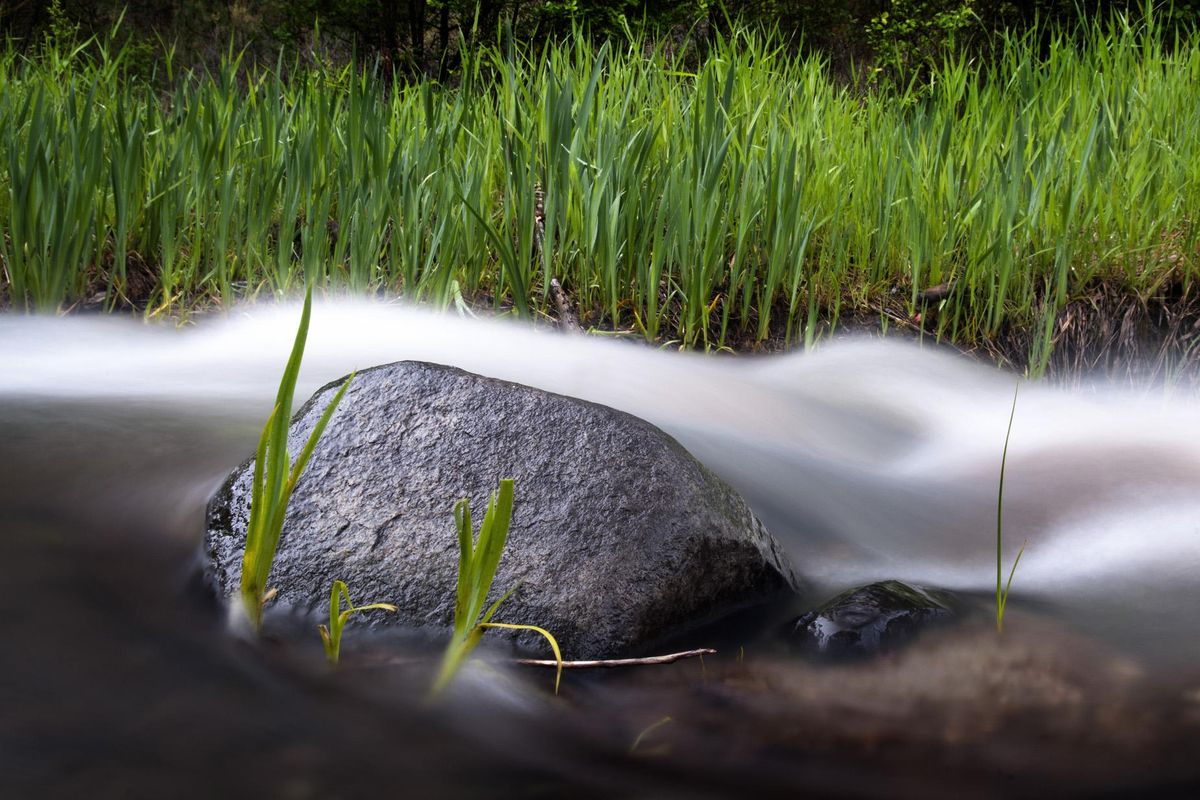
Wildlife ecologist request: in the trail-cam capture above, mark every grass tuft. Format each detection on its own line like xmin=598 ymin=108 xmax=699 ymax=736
xmin=238 ymin=285 xmax=354 ymax=633
xmin=431 ymin=479 xmax=563 ymax=696
xmin=318 ymin=579 xmax=398 ymax=666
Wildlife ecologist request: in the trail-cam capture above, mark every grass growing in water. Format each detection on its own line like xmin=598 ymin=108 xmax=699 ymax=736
xmin=431 ymin=479 xmax=563 ymax=696
xmin=231 ymin=287 xmax=553 ymax=677
xmin=318 ymin=580 xmax=398 ymax=666
xmin=995 ymin=384 xmax=1027 ymax=633
xmin=238 ymin=286 xmax=354 ymax=633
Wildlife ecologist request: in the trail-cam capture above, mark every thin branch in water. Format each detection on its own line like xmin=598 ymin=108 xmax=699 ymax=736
xmin=348 ymin=648 xmax=717 ymax=672
xmin=515 ymin=648 xmax=716 ymax=669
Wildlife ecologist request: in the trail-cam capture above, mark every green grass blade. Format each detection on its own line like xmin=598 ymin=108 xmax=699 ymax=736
xmin=453 ymin=498 xmax=473 ymax=633
xmin=480 ymin=622 xmax=564 ymax=694
xmin=287 ymin=370 xmax=356 ymax=490
xmin=239 ymin=404 xmax=278 ymax=628
xmin=999 ymin=539 xmax=1028 ymax=623
xmin=478 ymin=585 xmax=518 ymax=626
xmin=344 ymin=602 xmax=400 ymax=617
xmin=996 ymin=383 xmax=1021 ymax=633
xmin=472 ymin=479 xmax=514 ymax=612
xmin=321 ymin=578 xmax=397 ymax=666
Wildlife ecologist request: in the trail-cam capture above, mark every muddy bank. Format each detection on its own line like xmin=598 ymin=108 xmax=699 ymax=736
xmin=763 ymin=282 xmax=1200 ymax=389
xmin=928 ymin=281 xmax=1200 ymax=389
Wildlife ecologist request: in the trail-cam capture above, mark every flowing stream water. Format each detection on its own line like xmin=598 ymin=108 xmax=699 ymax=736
xmin=4 ymin=299 xmax=1200 ymax=797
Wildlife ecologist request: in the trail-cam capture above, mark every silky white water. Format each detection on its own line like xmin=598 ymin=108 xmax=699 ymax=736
xmin=3 ymin=299 xmax=1199 ymax=662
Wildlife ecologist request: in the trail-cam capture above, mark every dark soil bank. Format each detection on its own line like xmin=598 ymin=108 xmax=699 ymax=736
xmin=64 ymin=277 xmax=1200 ymax=390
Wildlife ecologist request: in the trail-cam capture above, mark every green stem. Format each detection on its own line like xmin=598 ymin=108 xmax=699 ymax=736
xmin=431 ymin=631 xmax=476 ymax=697
xmin=996 ymin=382 xmax=1019 ymax=633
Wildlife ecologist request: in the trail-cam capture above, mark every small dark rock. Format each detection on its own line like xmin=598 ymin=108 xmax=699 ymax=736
xmin=787 ymin=580 xmax=955 ymax=657
xmin=205 ymin=361 xmax=800 ymax=659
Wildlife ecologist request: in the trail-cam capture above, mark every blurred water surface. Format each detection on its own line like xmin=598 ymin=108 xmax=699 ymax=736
xmin=4 ymin=300 xmax=1200 ymax=797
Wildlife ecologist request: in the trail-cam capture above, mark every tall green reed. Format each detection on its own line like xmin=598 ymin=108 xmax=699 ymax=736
xmin=238 ymin=286 xmax=354 ymax=633
xmin=995 ymin=384 xmax=1026 ymax=634
xmin=431 ymin=479 xmax=562 ymax=696
xmin=318 ymin=580 xmax=398 ymax=666
xmin=0 ymin=13 xmax=1195 ymax=367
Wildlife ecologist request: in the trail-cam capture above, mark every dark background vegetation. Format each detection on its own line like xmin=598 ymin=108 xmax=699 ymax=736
xmin=2 ymin=1 xmax=1198 ymax=80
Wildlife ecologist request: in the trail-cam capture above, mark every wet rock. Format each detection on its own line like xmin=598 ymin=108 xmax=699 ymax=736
xmin=205 ymin=361 xmax=799 ymax=659
xmin=787 ymin=580 xmax=955 ymax=657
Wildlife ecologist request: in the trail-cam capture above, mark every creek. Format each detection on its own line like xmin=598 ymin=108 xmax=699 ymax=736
xmin=3 ymin=300 xmax=1199 ymax=797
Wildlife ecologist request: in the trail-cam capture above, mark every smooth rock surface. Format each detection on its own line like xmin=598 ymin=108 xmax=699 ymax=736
xmin=205 ymin=361 xmax=799 ymax=659
xmin=787 ymin=580 xmax=955 ymax=657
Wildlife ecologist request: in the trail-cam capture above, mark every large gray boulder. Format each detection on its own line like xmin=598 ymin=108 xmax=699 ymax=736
xmin=205 ymin=361 xmax=799 ymax=659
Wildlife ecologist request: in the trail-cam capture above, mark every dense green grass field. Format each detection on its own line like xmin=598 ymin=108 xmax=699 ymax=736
xmin=1 ymin=17 xmax=1197 ymax=371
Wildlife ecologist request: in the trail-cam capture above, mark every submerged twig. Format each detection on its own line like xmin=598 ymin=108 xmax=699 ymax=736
xmin=347 ymin=647 xmax=717 ymax=673
xmin=516 ymin=648 xmax=716 ymax=669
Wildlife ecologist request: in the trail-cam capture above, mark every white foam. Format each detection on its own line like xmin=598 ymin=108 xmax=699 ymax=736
xmin=4 ymin=299 xmax=1200 ymax=640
